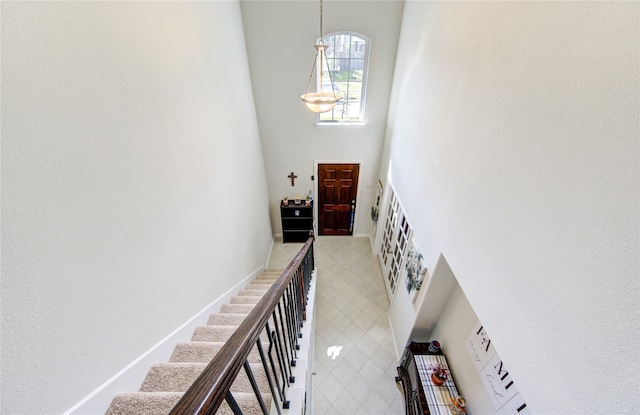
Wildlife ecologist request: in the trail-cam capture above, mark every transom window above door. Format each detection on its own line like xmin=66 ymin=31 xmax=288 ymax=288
xmin=317 ymin=32 xmax=370 ymax=125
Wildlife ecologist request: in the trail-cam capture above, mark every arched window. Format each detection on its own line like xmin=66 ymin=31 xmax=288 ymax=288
xmin=318 ymin=31 xmax=370 ymax=124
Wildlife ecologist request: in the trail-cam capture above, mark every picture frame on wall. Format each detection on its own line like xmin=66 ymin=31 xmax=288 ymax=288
xmin=404 ymin=239 xmax=428 ymax=302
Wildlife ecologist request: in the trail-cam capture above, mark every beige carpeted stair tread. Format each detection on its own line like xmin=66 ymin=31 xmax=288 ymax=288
xmin=105 ymin=392 xmax=183 ymax=415
xmin=245 ymin=283 xmax=273 ymax=290
xmin=235 ymin=364 xmax=270 ymax=392
xmin=106 ymin=391 xmax=271 ymax=415
xmin=248 ymin=277 xmax=274 ymax=284
xmin=170 ymin=341 xmax=226 ymax=362
xmin=238 ymin=289 xmax=268 ymax=297
xmin=230 ymin=296 xmax=262 ymax=305
xmin=191 ymin=325 xmax=239 ymax=342
xmin=215 ymin=392 xmax=274 ymax=415
xmin=105 ymin=267 xmax=293 ymax=415
xmin=139 ymin=362 xmax=207 ymax=392
xmin=220 ymin=303 xmax=255 ymax=314
xmin=254 ymin=283 xmax=276 ymax=288
xmin=254 ymin=276 xmax=278 ymax=281
xmin=207 ymin=313 xmax=248 ymax=326
xmin=255 ymin=274 xmax=279 ymax=280
xmin=139 ymin=362 xmax=270 ymax=393
xmin=170 ymin=341 xmax=264 ymax=364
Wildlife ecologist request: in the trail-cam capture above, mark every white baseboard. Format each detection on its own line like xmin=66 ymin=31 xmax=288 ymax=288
xmin=63 ymin=266 xmax=265 ymax=415
xmin=266 ymin=236 xmax=275 ymax=269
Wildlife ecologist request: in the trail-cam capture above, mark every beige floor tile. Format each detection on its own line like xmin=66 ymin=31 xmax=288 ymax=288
xmin=269 ymin=236 xmax=404 ymax=415
xmin=387 ymin=394 xmax=406 ymax=415
xmin=347 ymin=375 xmax=374 ymax=404
xmin=331 ymin=389 xmax=362 ymax=414
xmin=360 ymin=389 xmax=391 ymax=415
xmin=313 ymin=391 xmax=332 ymax=414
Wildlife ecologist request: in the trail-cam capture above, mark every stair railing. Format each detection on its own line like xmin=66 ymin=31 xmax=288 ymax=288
xmin=169 ymin=235 xmax=315 ymax=415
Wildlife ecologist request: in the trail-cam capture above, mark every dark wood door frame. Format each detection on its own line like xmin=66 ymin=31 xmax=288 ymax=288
xmin=315 ymin=162 xmax=360 ymax=236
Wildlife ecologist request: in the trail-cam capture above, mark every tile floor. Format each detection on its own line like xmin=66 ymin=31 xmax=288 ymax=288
xmin=269 ymin=236 xmax=405 ymax=415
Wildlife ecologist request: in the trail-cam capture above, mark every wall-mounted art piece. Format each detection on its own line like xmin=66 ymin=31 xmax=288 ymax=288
xmin=465 ymin=321 xmax=531 ymax=414
xmin=404 ymin=239 xmax=428 ymax=302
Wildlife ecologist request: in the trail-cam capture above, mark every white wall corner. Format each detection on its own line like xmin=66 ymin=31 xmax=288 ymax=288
xmin=63 ymin=266 xmax=265 ymax=415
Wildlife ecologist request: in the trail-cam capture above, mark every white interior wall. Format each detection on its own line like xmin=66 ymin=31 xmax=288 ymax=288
xmin=240 ymin=0 xmax=403 ymax=238
xmin=388 ymin=251 xmax=496 ymax=414
xmin=383 ymin=1 xmax=639 ymax=413
xmin=426 ymin=277 xmax=495 ymax=415
xmin=1 ymin=2 xmax=272 ymax=413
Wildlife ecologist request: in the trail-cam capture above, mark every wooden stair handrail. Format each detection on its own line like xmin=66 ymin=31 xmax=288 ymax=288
xmin=169 ymin=236 xmax=314 ymax=415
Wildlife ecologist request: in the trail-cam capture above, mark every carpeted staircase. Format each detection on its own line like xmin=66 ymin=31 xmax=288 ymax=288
xmin=106 ymin=270 xmax=285 ymax=415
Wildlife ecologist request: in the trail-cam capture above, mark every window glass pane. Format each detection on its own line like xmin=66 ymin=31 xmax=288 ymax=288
xmin=346 ymin=82 xmax=362 ymax=101
xmin=317 ymin=32 xmax=369 ymax=123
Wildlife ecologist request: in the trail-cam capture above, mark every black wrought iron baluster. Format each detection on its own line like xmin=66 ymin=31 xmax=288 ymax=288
xmin=242 ymin=360 xmax=270 ymax=415
xmin=265 ymin=322 xmax=290 ymax=409
xmin=304 ymin=248 xmax=313 ymax=294
xmin=168 ymin=237 xmax=314 ymax=415
xmin=269 ymin=327 xmax=290 ymax=408
xmin=292 ymin=273 xmax=304 ymax=339
xmin=275 ymin=301 xmax=294 ymax=368
xmin=264 ymin=323 xmax=286 ymax=404
xmin=256 ymin=337 xmax=283 ymax=415
xmin=308 ymin=242 xmax=315 ymax=275
xmin=224 ymin=391 xmax=242 ymax=415
xmin=290 ymin=271 xmax=303 ymax=340
xmin=302 ymin=264 xmax=308 ymax=323
xmin=270 ymin=310 xmax=293 ymax=387
xmin=292 ymin=277 xmax=303 ymax=346
xmin=282 ymin=284 xmax=299 ymax=357
xmin=282 ymin=287 xmax=298 ymax=360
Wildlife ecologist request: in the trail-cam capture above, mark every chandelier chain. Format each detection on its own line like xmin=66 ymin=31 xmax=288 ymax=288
xmin=319 ymin=0 xmax=323 ymax=39
xmin=300 ymin=0 xmax=339 ymax=113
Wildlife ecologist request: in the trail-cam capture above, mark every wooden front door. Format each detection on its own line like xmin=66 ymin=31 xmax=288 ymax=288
xmin=318 ymin=163 xmax=359 ymax=235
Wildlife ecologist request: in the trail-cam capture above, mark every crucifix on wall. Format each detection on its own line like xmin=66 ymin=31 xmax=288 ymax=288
xmin=288 ymin=172 xmax=297 ymax=186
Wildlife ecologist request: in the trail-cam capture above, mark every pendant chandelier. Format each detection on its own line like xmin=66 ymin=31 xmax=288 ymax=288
xmin=301 ymin=0 xmax=339 ymax=113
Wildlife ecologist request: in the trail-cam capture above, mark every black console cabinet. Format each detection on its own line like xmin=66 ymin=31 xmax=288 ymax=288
xmin=280 ymin=201 xmax=313 ymax=243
